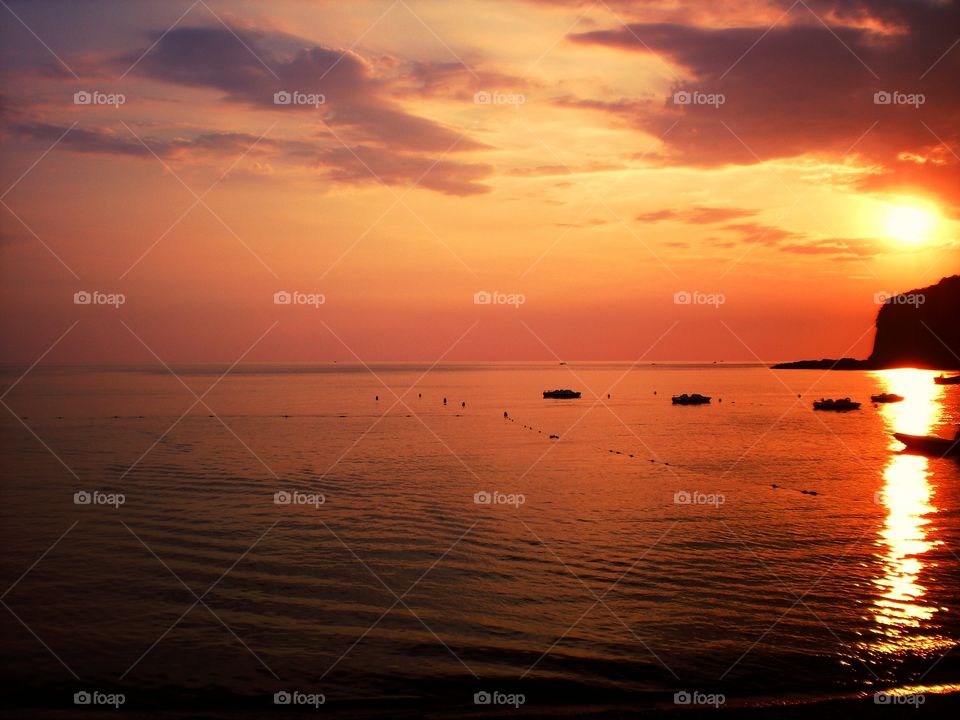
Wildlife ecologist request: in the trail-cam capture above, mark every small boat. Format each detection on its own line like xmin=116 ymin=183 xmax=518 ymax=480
xmin=543 ymin=389 xmax=581 ymax=399
xmin=672 ymin=393 xmax=711 ymax=405
xmin=934 ymin=374 xmax=960 ymax=385
xmin=871 ymin=393 xmax=905 ymax=403
xmin=813 ymin=397 xmax=861 ymax=411
xmin=893 ymin=431 xmax=960 ymax=457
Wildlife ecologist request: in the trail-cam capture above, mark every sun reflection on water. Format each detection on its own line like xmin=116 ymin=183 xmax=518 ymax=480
xmin=870 ymin=369 xmax=946 ymax=654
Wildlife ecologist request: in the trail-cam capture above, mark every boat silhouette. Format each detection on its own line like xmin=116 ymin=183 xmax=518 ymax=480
xmin=893 ymin=431 xmax=960 ymax=457
xmin=543 ymin=389 xmax=581 ymax=399
xmin=672 ymin=393 xmax=711 ymax=405
xmin=813 ymin=397 xmax=860 ymax=411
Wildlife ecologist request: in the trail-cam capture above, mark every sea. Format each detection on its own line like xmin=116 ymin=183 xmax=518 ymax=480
xmin=1 ymin=362 xmax=959 ymax=717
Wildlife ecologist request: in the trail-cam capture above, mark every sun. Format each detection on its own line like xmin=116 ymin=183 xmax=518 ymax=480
xmin=884 ymin=203 xmax=937 ymax=244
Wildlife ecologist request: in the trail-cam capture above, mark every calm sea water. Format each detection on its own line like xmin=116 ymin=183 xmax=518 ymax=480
xmin=1 ymin=363 xmax=959 ymax=717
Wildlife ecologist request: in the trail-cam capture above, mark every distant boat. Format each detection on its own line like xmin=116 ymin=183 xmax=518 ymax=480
xmin=543 ymin=389 xmax=581 ymax=399
xmin=813 ymin=397 xmax=860 ymax=411
xmin=672 ymin=393 xmax=711 ymax=405
xmin=934 ymin=374 xmax=960 ymax=385
xmin=871 ymin=393 xmax=905 ymax=403
xmin=893 ymin=431 xmax=960 ymax=457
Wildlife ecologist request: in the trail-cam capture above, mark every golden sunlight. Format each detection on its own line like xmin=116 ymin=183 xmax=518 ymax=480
xmin=870 ymin=369 xmax=949 ymax=654
xmin=883 ymin=202 xmax=938 ymax=244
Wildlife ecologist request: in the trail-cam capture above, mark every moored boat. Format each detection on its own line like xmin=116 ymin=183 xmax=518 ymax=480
xmin=543 ymin=389 xmax=581 ymax=399
xmin=672 ymin=393 xmax=711 ymax=405
xmin=813 ymin=397 xmax=860 ymax=411
xmin=871 ymin=393 xmax=905 ymax=403
xmin=934 ymin=374 xmax=960 ymax=385
xmin=893 ymin=431 xmax=960 ymax=457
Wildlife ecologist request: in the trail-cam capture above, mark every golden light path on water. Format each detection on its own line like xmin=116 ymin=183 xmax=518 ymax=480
xmin=871 ymin=368 xmax=947 ymax=655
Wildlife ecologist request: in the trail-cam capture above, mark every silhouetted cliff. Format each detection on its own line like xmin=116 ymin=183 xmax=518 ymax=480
xmin=773 ymin=275 xmax=960 ymax=370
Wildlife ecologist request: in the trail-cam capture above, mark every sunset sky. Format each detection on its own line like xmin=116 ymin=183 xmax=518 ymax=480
xmin=1 ymin=0 xmax=957 ymax=363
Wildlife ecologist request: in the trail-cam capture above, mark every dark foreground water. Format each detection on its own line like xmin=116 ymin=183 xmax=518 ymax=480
xmin=1 ymin=363 xmax=959 ymax=717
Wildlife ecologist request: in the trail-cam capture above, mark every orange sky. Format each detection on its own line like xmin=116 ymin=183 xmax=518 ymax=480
xmin=1 ymin=0 xmax=958 ymax=363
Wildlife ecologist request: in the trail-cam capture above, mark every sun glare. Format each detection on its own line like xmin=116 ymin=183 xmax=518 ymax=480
xmin=884 ymin=203 xmax=937 ymax=244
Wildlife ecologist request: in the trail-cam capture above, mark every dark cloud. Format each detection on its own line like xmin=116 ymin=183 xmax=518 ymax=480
xmin=315 ymin=145 xmax=493 ymax=196
xmin=7 ymin=120 xmax=493 ymax=196
xmin=567 ymin=0 xmax=960 ymax=212
xmin=7 ymin=120 xmax=309 ymax=159
xmin=124 ymin=26 xmax=486 ymax=154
